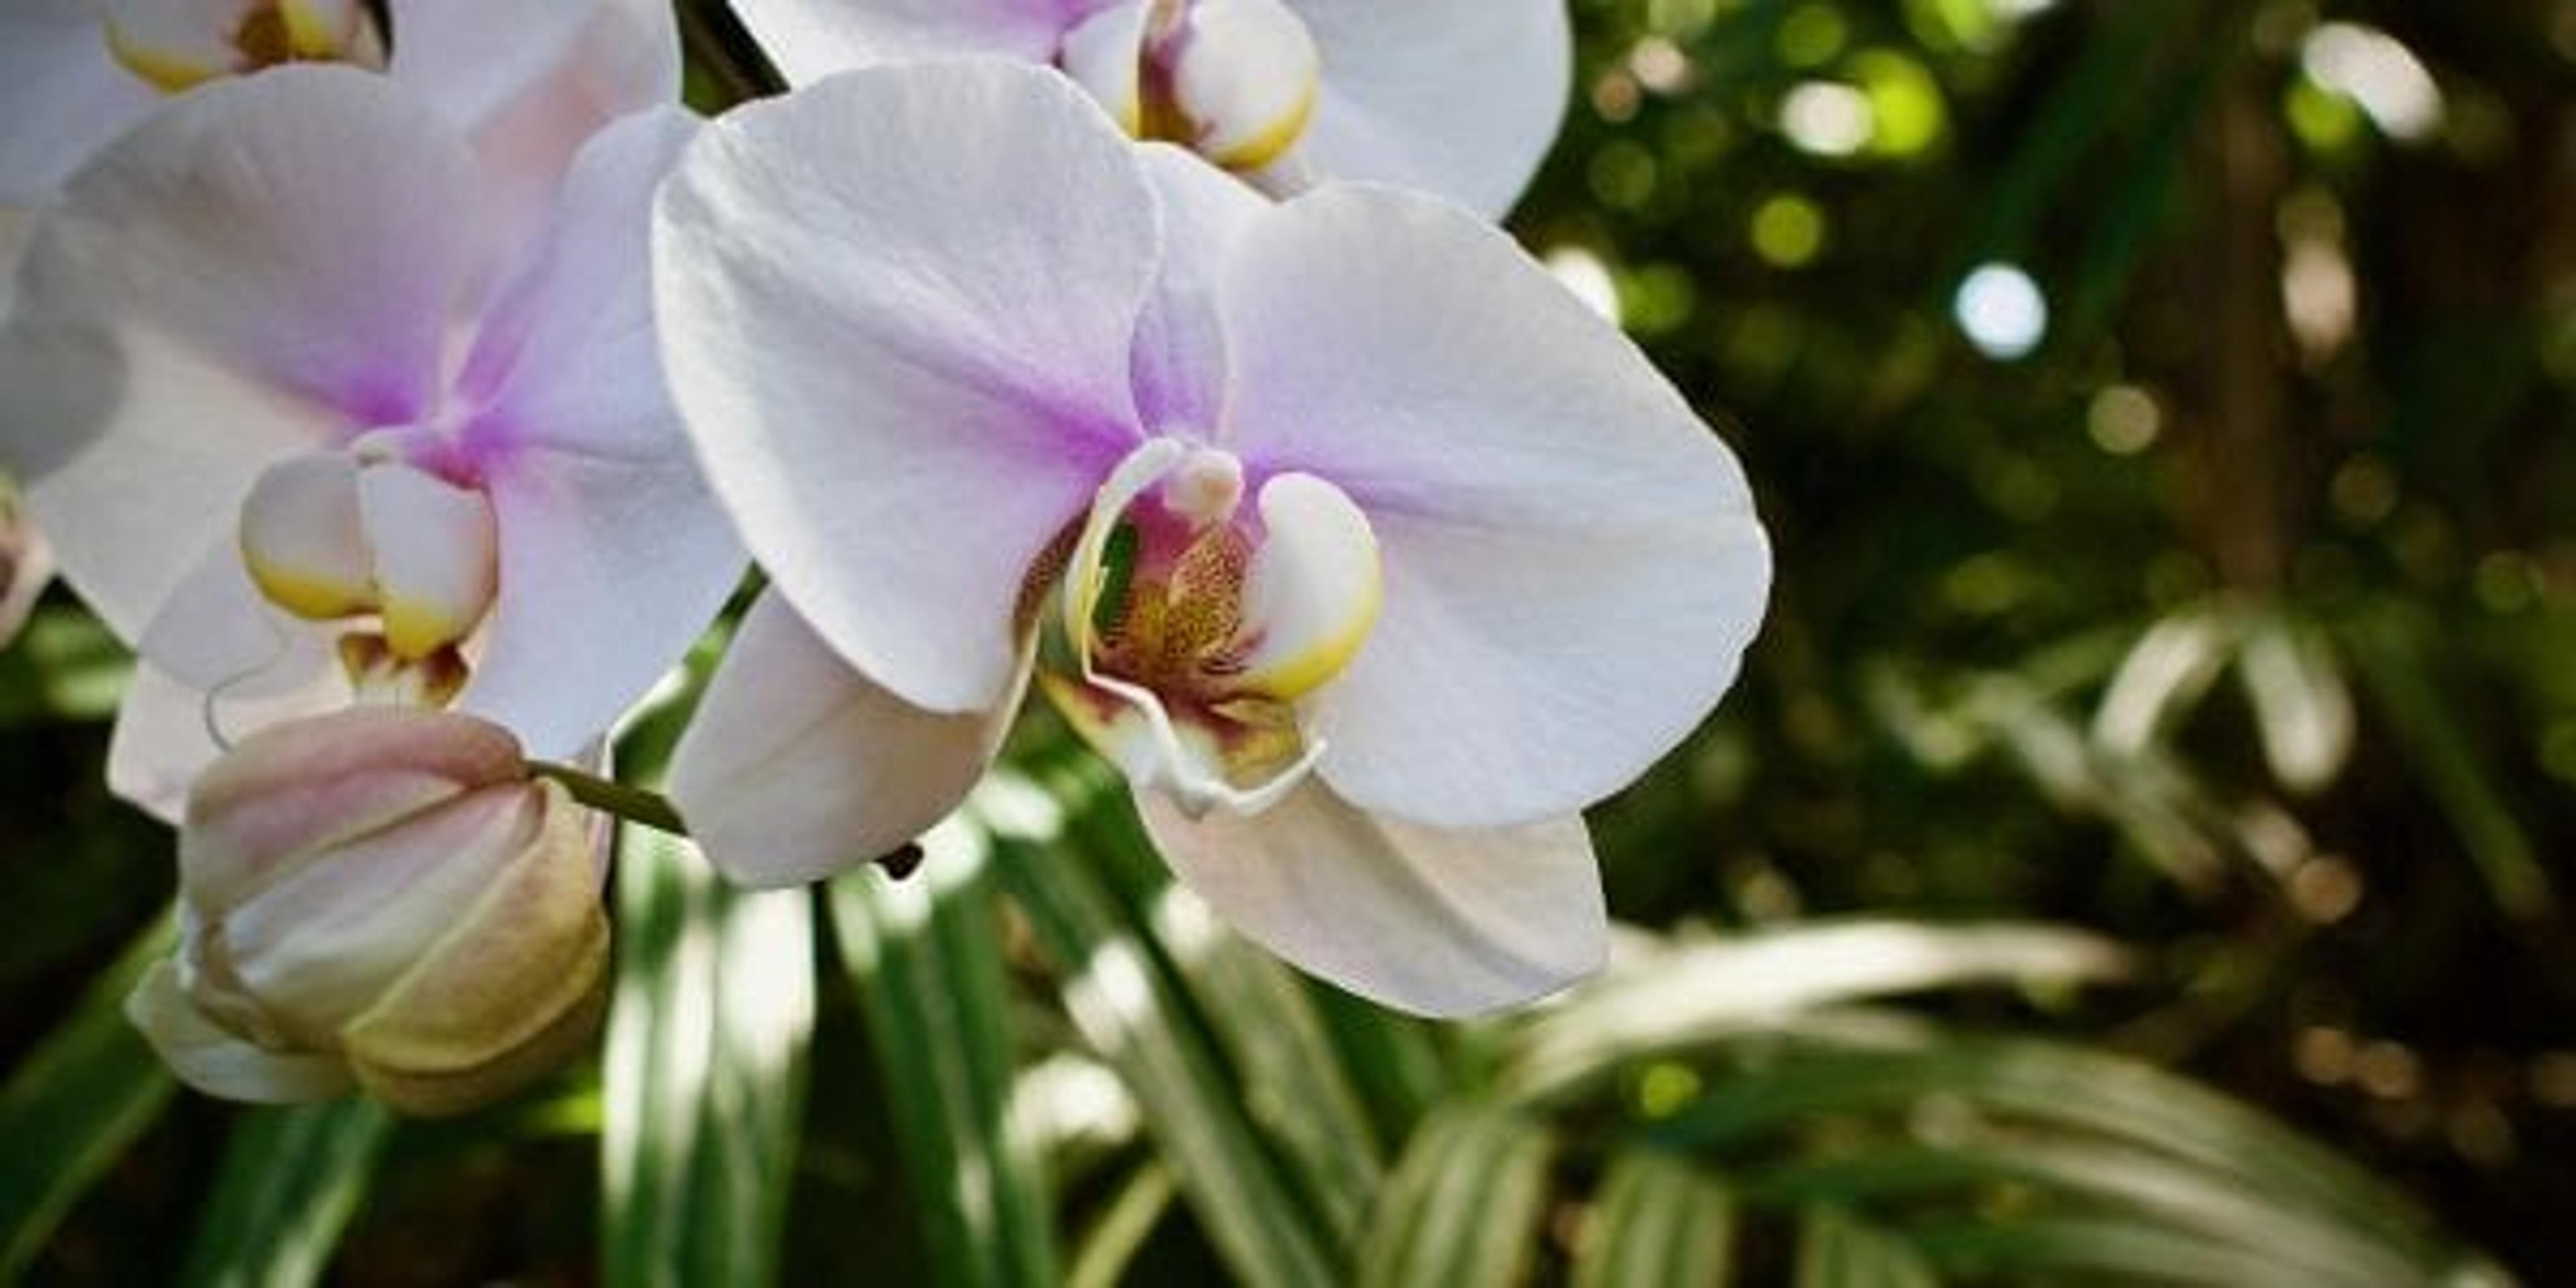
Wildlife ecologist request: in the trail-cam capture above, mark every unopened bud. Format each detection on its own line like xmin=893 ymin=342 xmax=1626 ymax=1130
xmin=126 ymin=708 xmax=609 ymax=1115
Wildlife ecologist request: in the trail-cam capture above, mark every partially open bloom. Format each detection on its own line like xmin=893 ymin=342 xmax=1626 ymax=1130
xmin=125 ymin=707 xmax=609 ymax=1114
xmin=0 ymin=0 xmax=676 ymax=257
xmin=727 ymin=0 xmax=1568 ymax=216
xmin=656 ymin=64 xmax=1770 ymax=1016
xmin=0 ymin=69 xmax=743 ymax=818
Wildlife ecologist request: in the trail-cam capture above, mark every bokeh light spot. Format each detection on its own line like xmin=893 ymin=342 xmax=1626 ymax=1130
xmin=1953 ymin=262 xmax=2048 ymax=359
xmin=1780 ymin=80 xmax=1874 ymax=156
xmin=1777 ymin=3 xmax=1850 ymax=68
xmin=2086 ymin=384 xmax=2162 ymax=455
xmin=1749 ymin=193 xmax=1827 ymax=268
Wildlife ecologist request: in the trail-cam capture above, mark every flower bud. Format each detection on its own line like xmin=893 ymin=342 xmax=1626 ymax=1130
xmin=125 ymin=708 xmax=610 ymax=1116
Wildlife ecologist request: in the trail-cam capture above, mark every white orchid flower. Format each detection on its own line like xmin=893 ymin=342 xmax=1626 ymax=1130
xmin=655 ymin=64 xmax=1770 ymax=1018
xmin=727 ymin=0 xmax=1570 ymax=217
xmin=0 ymin=0 xmax=678 ymax=260
xmin=0 ymin=68 xmax=744 ymax=819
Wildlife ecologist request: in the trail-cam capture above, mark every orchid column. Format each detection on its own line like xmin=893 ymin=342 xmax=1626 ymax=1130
xmin=656 ymin=64 xmax=1770 ymax=1017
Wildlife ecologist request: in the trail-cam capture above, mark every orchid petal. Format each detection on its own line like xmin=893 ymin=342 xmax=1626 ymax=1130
xmin=429 ymin=107 xmax=738 ymax=761
xmin=0 ymin=0 xmax=158 ymax=205
xmin=1058 ymin=1 xmax=1150 ymax=134
xmin=25 ymin=67 xmax=471 ymax=417
xmin=0 ymin=70 xmax=475 ymax=640
xmin=731 ymin=0 xmax=1083 ymax=83
xmin=655 ymin=62 xmax=1154 ymax=714
xmin=392 ymin=0 xmax=680 ymax=284
xmin=458 ymin=449 xmax=743 ymax=763
xmin=2 ymin=324 xmax=335 ymax=644
xmin=108 ymin=655 xmax=350 ymax=825
xmin=1285 ymin=0 xmax=1569 ymax=217
xmin=1218 ymin=187 xmax=1771 ymax=828
xmin=1130 ymin=144 xmax=1264 ymax=434
xmin=460 ymin=107 xmax=699 ymax=453
xmin=1135 ymin=780 xmax=1604 ymax=1017
xmin=126 ymin=959 xmax=356 ymax=1104
xmin=669 ymin=592 xmax=1024 ymax=888
xmin=384 ymin=0 xmax=598 ymax=130
xmin=137 ymin=534 xmax=319 ymax=699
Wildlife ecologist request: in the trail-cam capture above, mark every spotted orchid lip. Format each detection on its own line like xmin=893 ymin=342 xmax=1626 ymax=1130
xmin=1044 ymin=435 xmax=1380 ymax=819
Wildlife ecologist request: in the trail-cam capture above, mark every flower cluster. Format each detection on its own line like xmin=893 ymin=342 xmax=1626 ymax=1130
xmin=0 ymin=0 xmax=1768 ymax=1112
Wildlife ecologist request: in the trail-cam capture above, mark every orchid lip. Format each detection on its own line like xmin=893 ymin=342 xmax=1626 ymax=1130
xmin=1039 ymin=437 xmax=1381 ymax=818
xmin=237 ymin=442 xmax=500 ymax=700
xmin=103 ymin=0 xmax=385 ymax=95
xmin=1057 ymin=0 xmax=1323 ymax=174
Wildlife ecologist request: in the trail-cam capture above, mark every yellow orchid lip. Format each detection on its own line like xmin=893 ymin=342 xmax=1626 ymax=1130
xmin=1057 ymin=0 xmax=1324 ymax=176
xmin=1042 ymin=437 xmax=1380 ymax=818
xmin=103 ymin=0 xmax=384 ymax=95
xmin=237 ymin=448 xmax=499 ymax=707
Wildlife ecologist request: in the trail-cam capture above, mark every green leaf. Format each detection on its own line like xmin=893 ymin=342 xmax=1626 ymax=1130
xmin=1570 ymin=1150 xmax=1736 ymax=1288
xmin=0 ymin=912 xmax=177 ymax=1281
xmin=1652 ymin=1034 xmax=2483 ymax=1282
xmin=826 ymin=822 xmax=1056 ymax=1288
xmin=1066 ymin=1163 xmax=1177 ymax=1288
xmin=1795 ymin=1206 xmax=1937 ymax=1288
xmin=981 ymin=791 xmax=1338 ymax=1288
xmin=1495 ymin=920 xmax=2132 ymax=1106
xmin=2345 ymin=608 xmax=2555 ymax=923
xmin=176 ymin=1101 xmax=394 ymax=1288
xmin=1053 ymin=792 xmax=1387 ymax=1242
xmin=1752 ymin=1134 xmax=2427 ymax=1286
xmin=1356 ymin=1106 xmax=1552 ymax=1288
xmin=601 ymin=824 xmax=814 ymax=1288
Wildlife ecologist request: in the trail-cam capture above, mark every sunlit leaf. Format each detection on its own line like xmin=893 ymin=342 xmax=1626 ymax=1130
xmin=176 ymin=1101 xmax=393 ymax=1288
xmin=601 ymin=824 xmax=814 ymax=1288
xmin=1044 ymin=779 xmax=1387 ymax=1242
xmin=1570 ymin=1150 xmax=1735 ymax=1288
xmin=1356 ymin=1106 xmax=1553 ymax=1288
xmin=1066 ymin=1163 xmax=1176 ymax=1288
xmin=979 ymin=781 xmax=1338 ymax=1288
xmin=1498 ymin=920 xmax=2132 ymax=1106
xmin=827 ymin=822 xmax=1055 ymax=1288
xmin=1652 ymin=1032 xmax=2491 ymax=1283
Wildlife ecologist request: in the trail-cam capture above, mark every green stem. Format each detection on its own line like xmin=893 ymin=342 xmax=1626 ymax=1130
xmin=525 ymin=761 xmax=690 ymax=837
xmin=521 ymin=760 xmax=928 ymax=879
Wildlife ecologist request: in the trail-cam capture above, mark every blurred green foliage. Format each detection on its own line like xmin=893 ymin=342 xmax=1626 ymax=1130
xmin=6 ymin=0 xmax=2573 ymax=1282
